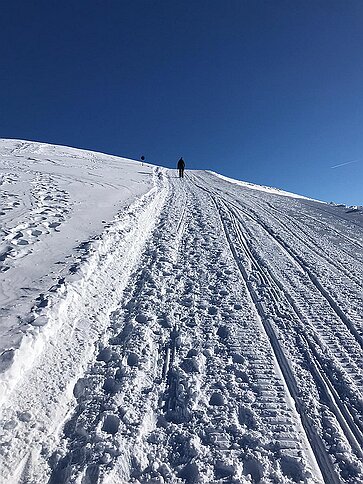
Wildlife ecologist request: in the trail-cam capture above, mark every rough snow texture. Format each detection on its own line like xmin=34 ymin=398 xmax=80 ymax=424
xmin=0 ymin=139 xmax=157 ymax=406
xmin=1 ymin=141 xmax=363 ymax=484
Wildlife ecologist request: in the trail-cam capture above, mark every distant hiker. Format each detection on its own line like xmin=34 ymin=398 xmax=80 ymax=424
xmin=177 ymin=157 xmax=185 ymax=178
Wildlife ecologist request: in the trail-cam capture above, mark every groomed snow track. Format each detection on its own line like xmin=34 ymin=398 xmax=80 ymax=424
xmin=190 ymin=172 xmax=363 ymax=483
xmin=1 ymin=167 xmax=363 ymax=483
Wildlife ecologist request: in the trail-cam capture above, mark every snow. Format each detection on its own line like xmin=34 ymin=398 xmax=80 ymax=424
xmin=209 ymin=171 xmax=321 ymax=201
xmin=0 ymin=139 xmax=159 ymax=404
xmin=1 ymin=140 xmax=363 ymax=483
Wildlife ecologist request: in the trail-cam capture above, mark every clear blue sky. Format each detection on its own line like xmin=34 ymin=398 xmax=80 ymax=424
xmin=1 ymin=1 xmax=363 ymax=204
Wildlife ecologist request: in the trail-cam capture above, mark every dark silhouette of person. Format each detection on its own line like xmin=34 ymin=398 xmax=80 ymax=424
xmin=177 ymin=158 xmax=185 ymax=178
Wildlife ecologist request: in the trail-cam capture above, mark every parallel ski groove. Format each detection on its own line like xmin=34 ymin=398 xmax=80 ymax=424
xmin=189 ymin=172 xmax=363 ymax=482
xmin=210 ymin=194 xmax=337 ymax=484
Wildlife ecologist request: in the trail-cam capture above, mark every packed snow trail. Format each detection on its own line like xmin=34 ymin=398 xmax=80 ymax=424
xmin=1 ymin=149 xmax=363 ymax=483
xmin=40 ymin=173 xmax=322 ymax=484
xmin=190 ymin=171 xmax=363 ymax=483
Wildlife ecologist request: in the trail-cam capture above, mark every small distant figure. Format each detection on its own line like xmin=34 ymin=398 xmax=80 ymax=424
xmin=140 ymin=155 xmax=145 ymax=166
xmin=177 ymin=157 xmax=185 ymax=178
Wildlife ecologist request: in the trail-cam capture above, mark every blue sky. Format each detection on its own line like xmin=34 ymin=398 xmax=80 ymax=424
xmin=1 ymin=1 xmax=363 ymax=204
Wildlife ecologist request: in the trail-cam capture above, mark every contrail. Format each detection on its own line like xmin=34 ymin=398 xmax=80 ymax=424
xmin=331 ymin=159 xmax=359 ymax=169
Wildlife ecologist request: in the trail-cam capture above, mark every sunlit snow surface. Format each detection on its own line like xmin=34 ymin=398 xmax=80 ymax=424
xmin=0 ymin=139 xmax=156 ymax=397
xmin=1 ymin=140 xmax=363 ymax=484
xmin=208 ymin=171 xmax=319 ymax=201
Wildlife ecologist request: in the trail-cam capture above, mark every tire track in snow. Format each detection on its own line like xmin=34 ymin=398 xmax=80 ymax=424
xmin=230 ymin=205 xmax=363 ymax=469
xmin=261 ymin=204 xmax=363 ymax=287
xmin=228 ymin=200 xmax=363 ymax=385
xmin=225 ymin=186 xmax=363 ymax=275
xmin=209 ymin=195 xmax=334 ymax=484
xmin=262 ymin=200 xmax=363 ymax=263
xmin=190 ymin=175 xmax=363 ymax=482
xmin=228 ymin=200 xmax=363 ymax=461
xmin=237 ymin=198 xmax=363 ymax=330
xmin=12 ymin=166 xmax=362 ymax=483
xmin=201 ymin=173 xmax=363 ymax=312
xmin=194 ymin=173 xmax=363 ymax=384
xmin=198 ymin=174 xmax=363 ymax=353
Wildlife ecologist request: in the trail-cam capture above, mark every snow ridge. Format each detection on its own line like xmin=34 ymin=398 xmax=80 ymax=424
xmin=0 ymin=166 xmax=168 ymax=482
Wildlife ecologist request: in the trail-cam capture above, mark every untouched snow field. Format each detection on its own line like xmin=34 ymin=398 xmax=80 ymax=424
xmin=0 ymin=140 xmax=363 ymax=483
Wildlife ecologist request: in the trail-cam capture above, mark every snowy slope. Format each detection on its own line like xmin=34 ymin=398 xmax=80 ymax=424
xmin=209 ymin=171 xmax=319 ymax=201
xmin=0 ymin=140 xmax=163 ymax=405
xmin=1 ymin=141 xmax=363 ymax=484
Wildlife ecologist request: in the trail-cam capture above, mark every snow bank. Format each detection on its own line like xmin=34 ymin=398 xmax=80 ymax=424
xmin=0 ymin=139 xmax=159 ymax=408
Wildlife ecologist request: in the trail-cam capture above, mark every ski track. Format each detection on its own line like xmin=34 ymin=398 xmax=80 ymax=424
xmin=1 ymin=163 xmax=363 ymax=483
xmin=190 ymin=172 xmax=363 ymax=483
